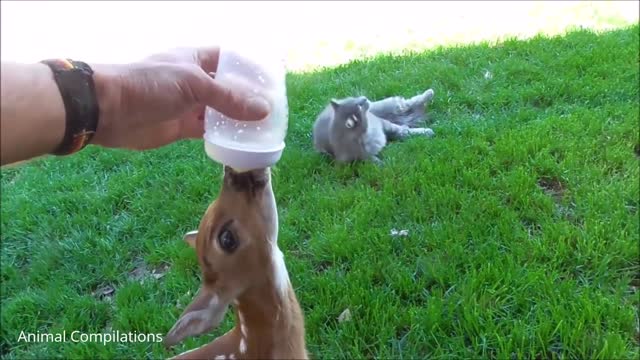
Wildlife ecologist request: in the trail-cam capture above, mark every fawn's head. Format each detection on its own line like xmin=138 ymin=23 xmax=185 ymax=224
xmin=164 ymin=166 xmax=286 ymax=347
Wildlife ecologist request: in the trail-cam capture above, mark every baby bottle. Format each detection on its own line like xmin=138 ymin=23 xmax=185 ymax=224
xmin=203 ymin=41 xmax=288 ymax=172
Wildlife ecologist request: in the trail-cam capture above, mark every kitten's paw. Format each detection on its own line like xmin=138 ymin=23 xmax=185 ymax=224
xmin=423 ymin=89 xmax=435 ymax=102
xmin=410 ymin=89 xmax=434 ymax=107
xmin=372 ymin=157 xmax=384 ymax=166
xmin=345 ymin=114 xmax=359 ymax=129
xmin=410 ymin=128 xmax=435 ymax=137
xmin=345 ymin=119 xmax=355 ymax=129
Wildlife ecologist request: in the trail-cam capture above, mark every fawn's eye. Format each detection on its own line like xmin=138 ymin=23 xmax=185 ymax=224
xmin=218 ymin=227 xmax=238 ymax=253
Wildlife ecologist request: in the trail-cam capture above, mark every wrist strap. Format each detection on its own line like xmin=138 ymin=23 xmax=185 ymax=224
xmin=40 ymin=59 xmax=100 ymax=155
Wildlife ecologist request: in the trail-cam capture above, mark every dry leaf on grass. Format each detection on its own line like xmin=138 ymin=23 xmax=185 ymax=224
xmin=92 ymin=285 xmax=115 ymax=301
xmin=338 ymin=308 xmax=352 ymax=323
xmin=151 ymin=263 xmax=171 ymax=280
xmin=128 ymin=259 xmax=171 ymax=283
xmin=390 ymin=228 xmax=409 ymax=237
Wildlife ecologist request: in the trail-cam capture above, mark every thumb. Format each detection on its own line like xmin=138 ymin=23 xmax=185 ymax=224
xmin=192 ymin=71 xmax=271 ymax=121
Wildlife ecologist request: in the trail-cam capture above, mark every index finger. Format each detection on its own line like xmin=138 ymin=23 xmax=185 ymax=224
xmin=193 ymin=71 xmax=271 ymax=121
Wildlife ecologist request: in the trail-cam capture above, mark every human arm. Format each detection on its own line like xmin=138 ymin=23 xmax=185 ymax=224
xmin=0 ymin=62 xmax=68 ymax=165
xmin=0 ymin=47 xmax=271 ymax=166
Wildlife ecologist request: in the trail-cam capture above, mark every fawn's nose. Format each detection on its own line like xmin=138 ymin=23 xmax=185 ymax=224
xmin=222 ymin=166 xmax=271 ymax=197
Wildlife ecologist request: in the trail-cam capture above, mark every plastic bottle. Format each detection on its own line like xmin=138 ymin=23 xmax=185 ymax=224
xmin=203 ymin=43 xmax=288 ymax=172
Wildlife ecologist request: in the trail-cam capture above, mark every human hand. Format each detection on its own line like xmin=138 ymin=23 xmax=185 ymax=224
xmin=89 ymin=47 xmax=271 ymax=150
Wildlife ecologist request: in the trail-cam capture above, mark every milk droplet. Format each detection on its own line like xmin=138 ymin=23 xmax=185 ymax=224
xmin=238 ymin=129 xmax=244 ymax=134
xmin=258 ymin=75 xmax=265 ymax=83
xmin=256 ymin=126 xmax=261 ymax=131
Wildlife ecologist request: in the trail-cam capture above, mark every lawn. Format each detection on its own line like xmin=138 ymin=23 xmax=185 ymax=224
xmin=1 ymin=25 xmax=639 ymax=359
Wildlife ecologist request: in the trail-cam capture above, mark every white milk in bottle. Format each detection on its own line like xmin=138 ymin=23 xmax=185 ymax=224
xmin=204 ymin=42 xmax=288 ymax=171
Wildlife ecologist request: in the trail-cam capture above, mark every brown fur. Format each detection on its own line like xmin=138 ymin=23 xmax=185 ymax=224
xmin=164 ymin=167 xmax=308 ymax=360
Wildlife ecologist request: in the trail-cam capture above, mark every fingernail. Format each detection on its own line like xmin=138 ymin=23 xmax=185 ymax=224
xmin=245 ymin=96 xmax=271 ymax=120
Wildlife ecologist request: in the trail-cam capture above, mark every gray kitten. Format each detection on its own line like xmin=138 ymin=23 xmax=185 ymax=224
xmin=312 ymin=89 xmax=435 ymax=164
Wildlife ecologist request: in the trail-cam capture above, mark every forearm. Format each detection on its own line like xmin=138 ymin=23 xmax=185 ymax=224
xmin=0 ymin=62 xmax=66 ymax=165
xmin=0 ymin=62 xmax=121 ymax=166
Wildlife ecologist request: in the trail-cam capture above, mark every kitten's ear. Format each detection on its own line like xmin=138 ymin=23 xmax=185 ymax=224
xmin=355 ymin=96 xmax=369 ymax=111
xmin=330 ymin=99 xmax=341 ymax=110
xmin=360 ymin=97 xmax=370 ymax=111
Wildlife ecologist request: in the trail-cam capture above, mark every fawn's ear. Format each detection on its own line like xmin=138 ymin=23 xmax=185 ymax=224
xmin=183 ymin=230 xmax=198 ymax=249
xmin=164 ymin=287 xmax=230 ymax=347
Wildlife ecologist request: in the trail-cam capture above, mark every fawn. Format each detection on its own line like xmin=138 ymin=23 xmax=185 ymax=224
xmin=163 ymin=166 xmax=308 ymax=360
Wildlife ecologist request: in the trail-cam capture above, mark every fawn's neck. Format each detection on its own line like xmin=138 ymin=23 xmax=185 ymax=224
xmin=231 ymin=243 xmax=306 ymax=359
xmin=171 ymin=251 xmax=307 ymax=360
xmin=232 ymin=280 xmax=306 ymax=359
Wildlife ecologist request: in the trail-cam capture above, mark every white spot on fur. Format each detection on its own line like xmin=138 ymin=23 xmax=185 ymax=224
xmin=214 ymin=355 xmax=225 ymax=360
xmin=272 ymin=246 xmax=290 ymax=296
xmin=239 ymin=338 xmax=247 ymax=354
xmin=229 ymin=355 xmax=236 ymax=360
xmin=209 ymin=295 xmax=219 ymax=307
xmin=238 ymin=311 xmax=248 ymax=337
xmin=174 ymin=344 xmax=206 ymax=357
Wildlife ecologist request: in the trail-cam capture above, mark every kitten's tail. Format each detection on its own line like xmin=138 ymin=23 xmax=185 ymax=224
xmin=368 ymin=89 xmax=434 ymax=127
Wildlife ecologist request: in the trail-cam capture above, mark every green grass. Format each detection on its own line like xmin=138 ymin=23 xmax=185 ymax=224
xmin=2 ymin=25 xmax=639 ymax=359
